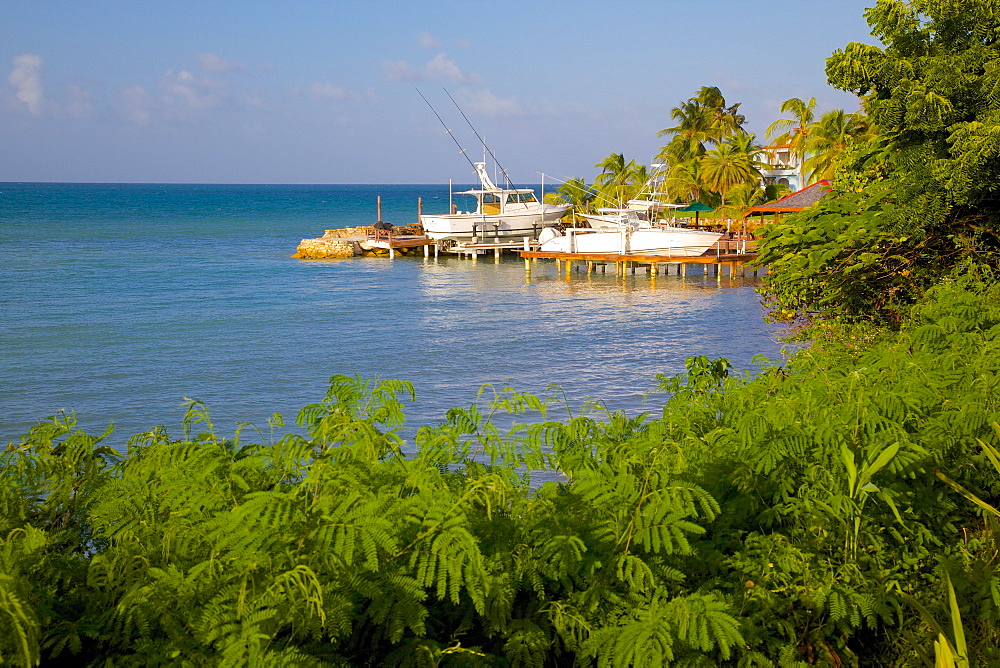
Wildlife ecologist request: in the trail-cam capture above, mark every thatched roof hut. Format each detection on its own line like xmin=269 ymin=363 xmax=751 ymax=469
xmin=745 ymin=180 xmax=831 ymax=217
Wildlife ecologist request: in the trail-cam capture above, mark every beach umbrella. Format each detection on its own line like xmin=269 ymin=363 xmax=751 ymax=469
xmin=677 ymin=201 xmax=714 ymax=227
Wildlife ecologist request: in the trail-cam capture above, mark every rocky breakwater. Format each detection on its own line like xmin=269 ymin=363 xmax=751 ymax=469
xmin=293 ymin=227 xmax=367 ymax=259
xmin=293 ymin=225 xmax=426 ymax=259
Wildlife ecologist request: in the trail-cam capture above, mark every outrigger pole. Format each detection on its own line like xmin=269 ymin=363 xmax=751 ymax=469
xmin=416 ymin=88 xmax=478 ymax=175
xmin=443 ymin=87 xmax=516 ymax=190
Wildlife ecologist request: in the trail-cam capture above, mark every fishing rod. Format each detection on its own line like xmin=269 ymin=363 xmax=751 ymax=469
xmin=415 ymin=88 xmax=478 ymax=175
xmin=535 ymin=171 xmax=629 ymax=211
xmin=443 ymin=87 xmax=516 ymax=190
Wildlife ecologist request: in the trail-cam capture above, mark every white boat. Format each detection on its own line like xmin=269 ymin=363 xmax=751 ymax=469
xmin=580 ymin=162 xmax=688 ymax=231
xmin=421 ymin=163 xmax=567 ymax=243
xmin=537 ymin=220 xmax=721 ymax=257
xmin=540 ymin=160 xmax=720 ymax=256
xmin=581 ymin=204 xmax=682 ymax=231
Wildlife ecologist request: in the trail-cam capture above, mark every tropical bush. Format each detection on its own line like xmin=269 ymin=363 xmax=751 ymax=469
xmin=758 ymin=0 xmax=1000 ymax=326
xmin=4 ymin=270 xmax=1000 ymax=666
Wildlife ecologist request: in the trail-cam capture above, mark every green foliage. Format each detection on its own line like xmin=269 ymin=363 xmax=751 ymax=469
xmin=760 ymin=0 xmax=1000 ymax=325
xmin=657 ymin=87 xmax=762 ymax=206
xmin=756 ymin=186 xmax=963 ymax=325
xmin=592 ymin=152 xmax=648 ymax=207
xmin=6 ymin=274 xmax=1000 ymax=664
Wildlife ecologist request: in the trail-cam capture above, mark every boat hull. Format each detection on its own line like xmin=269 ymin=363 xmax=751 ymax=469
xmin=539 ymin=227 xmax=722 ymax=257
xmin=421 ymin=206 xmax=566 ymax=241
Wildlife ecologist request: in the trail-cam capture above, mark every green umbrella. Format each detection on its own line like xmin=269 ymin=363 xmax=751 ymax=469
xmin=676 ymin=201 xmax=714 ymax=227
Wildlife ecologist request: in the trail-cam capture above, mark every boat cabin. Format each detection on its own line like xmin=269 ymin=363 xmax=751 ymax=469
xmin=453 ymin=162 xmax=541 ymax=215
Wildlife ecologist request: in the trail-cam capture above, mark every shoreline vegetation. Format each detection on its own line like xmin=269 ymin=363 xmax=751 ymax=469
xmin=4 ymin=0 xmax=1000 ymax=665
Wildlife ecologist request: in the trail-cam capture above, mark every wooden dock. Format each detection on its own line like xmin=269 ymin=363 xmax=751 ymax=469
xmin=512 ymin=237 xmax=758 ymax=276
xmin=365 ymin=228 xmax=436 ymax=258
xmin=517 ymin=249 xmax=760 ymax=277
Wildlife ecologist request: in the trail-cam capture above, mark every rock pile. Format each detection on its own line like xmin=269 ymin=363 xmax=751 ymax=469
xmin=293 ymin=227 xmax=367 ymax=259
xmin=293 ymin=225 xmax=426 ymax=259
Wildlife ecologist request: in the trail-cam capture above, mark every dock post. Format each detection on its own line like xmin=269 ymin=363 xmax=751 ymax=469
xmin=523 ymin=237 xmax=530 ymax=253
xmin=495 ymin=247 xmax=500 ymax=261
xmin=423 ymin=243 xmax=429 ymax=258
xmin=524 ymin=257 xmax=531 ymax=275
xmin=433 ymin=242 xmax=439 ymax=258
xmin=587 ymin=260 xmax=593 ymax=274
xmin=680 ymin=263 xmax=687 ymax=278
xmin=377 ymin=195 xmax=382 ymax=224
xmin=417 ymin=197 xmax=422 ymax=220
xmin=389 ymin=246 xmax=395 ymax=260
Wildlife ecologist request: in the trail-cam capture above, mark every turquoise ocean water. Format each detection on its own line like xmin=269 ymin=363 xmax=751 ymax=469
xmin=1 ymin=182 xmax=786 ymax=448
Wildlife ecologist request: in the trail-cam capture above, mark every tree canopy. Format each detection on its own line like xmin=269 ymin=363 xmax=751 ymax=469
xmin=758 ymin=0 xmax=1000 ymax=325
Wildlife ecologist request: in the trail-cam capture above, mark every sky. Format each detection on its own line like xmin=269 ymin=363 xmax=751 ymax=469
xmin=0 ymin=1 xmax=879 ymax=184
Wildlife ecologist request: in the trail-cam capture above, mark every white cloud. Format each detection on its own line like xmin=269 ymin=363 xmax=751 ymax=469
xmin=160 ymin=69 xmax=227 ymax=109
xmin=116 ymin=52 xmax=267 ymax=125
xmin=197 ymin=53 xmax=248 ymax=74
xmin=381 ymin=59 xmax=423 ymax=82
xmin=458 ymin=89 xmax=525 ymax=117
xmin=382 ymin=54 xmax=481 ymax=85
xmin=307 ymin=82 xmax=357 ymax=101
xmin=418 ymin=32 xmax=442 ymax=49
xmin=9 ymin=54 xmax=43 ymax=115
xmin=425 ymin=54 xmax=481 ymax=85
xmin=64 ymin=84 xmax=94 ymax=120
xmin=121 ymin=85 xmax=155 ymax=125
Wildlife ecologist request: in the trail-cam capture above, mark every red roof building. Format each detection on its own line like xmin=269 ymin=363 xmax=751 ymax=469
xmin=744 ymin=179 xmax=831 ymax=216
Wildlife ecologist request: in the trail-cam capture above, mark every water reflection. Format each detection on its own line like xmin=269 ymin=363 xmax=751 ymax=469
xmin=411 ymin=255 xmax=784 ymax=419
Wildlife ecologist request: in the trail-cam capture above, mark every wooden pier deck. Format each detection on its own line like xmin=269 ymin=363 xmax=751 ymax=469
xmin=365 ymin=229 xmax=435 ymax=258
xmin=517 ymin=249 xmax=760 ymax=277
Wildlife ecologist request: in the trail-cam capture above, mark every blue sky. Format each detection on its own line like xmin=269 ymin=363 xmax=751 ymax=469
xmin=1 ymin=1 xmax=877 ymax=184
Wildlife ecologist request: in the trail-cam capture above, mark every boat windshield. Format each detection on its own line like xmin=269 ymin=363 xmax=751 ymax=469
xmin=506 ymin=192 xmax=537 ymax=203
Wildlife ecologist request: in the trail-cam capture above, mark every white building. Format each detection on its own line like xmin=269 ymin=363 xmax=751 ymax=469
xmin=760 ymin=144 xmax=802 ymax=192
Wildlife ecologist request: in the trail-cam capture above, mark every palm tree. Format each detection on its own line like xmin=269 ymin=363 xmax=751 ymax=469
xmin=727 ymin=132 xmax=769 ymax=173
xmin=555 ymin=177 xmax=595 ymax=210
xmin=665 ymin=158 xmax=706 ymax=203
xmin=694 ymin=86 xmax=746 ymax=142
xmin=766 ymin=97 xmax=817 ymax=183
xmin=715 ymin=182 xmax=766 ymax=220
xmin=658 ymin=87 xmax=750 ymax=210
xmin=658 ymin=100 xmax=714 ymax=162
xmin=802 ymin=109 xmax=870 ymax=182
xmin=594 ymin=152 xmax=644 ymax=206
xmin=701 ymin=136 xmax=764 ymax=206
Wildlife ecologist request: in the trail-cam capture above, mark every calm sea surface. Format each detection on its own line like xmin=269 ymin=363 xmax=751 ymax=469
xmin=1 ymin=183 xmax=786 ymax=449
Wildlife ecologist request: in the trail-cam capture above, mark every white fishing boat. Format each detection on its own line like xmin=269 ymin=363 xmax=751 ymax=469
xmin=581 ymin=204 xmax=682 ymax=231
xmin=580 ymin=162 xmax=685 ymax=231
xmin=421 ymin=162 xmax=567 ymax=243
xmin=537 ymin=222 xmax=721 ymax=257
xmin=540 ymin=161 xmax=721 ymax=256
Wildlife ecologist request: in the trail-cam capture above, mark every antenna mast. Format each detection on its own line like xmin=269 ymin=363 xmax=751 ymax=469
xmin=443 ymin=88 xmax=516 ymax=189
xmin=416 ymin=88 xmax=478 ymax=175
